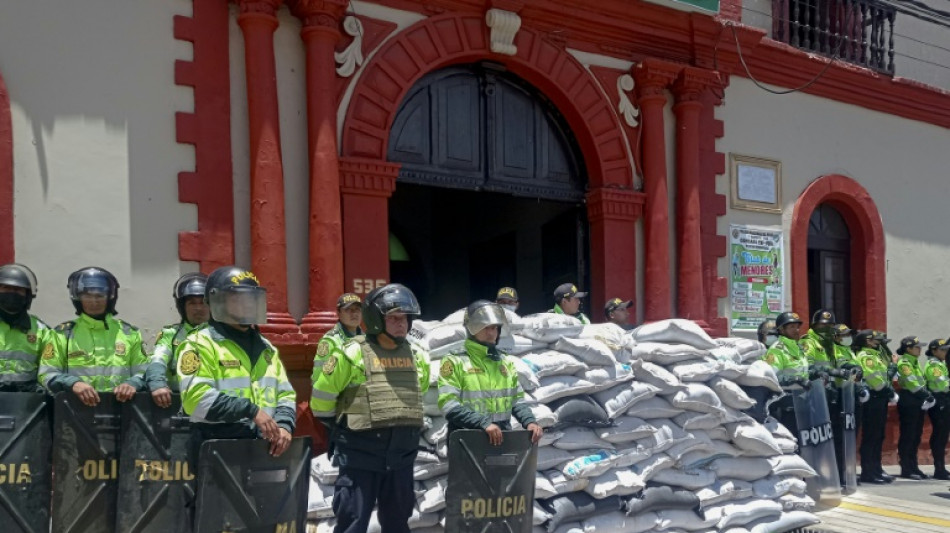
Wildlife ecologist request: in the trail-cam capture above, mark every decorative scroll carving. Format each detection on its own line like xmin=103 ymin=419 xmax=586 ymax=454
xmin=335 ymin=16 xmax=364 ymax=77
xmin=617 ymin=74 xmax=639 ymax=128
xmin=486 ymin=8 xmax=521 ymax=56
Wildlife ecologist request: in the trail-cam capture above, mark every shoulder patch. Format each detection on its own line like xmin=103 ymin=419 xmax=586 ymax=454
xmin=934 ymin=368 xmax=943 ymax=378
xmin=26 ymin=332 xmax=37 ymax=344
xmin=765 ymin=352 xmax=777 ymax=365
xmin=499 ymin=363 xmax=509 ymax=377
xmin=316 ymin=340 xmax=331 ymax=358
xmin=440 ymin=359 xmax=454 ymax=378
xmin=114 ymin=341 xmax=127 ymax=356
xmin=42 ymin=343 xmax=55 ymax=360
xmin=55 ymin=321 xmax=75 ymax=333
xmin=323 ymin=356 xmax=337 ymax=375
xmin=901 ymin=365 xmax=913 ymax=376
xmin=179 ymin=350 xmax=200 ymax=375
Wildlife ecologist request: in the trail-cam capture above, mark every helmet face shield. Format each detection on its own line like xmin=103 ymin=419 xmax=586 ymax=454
xmin=209 ymin=286 xmax=267 ymax=325
xmin=464 ymin=303 xmax=509 ymax=337
xmin=372 ymin=286 xmax=421 ymax=317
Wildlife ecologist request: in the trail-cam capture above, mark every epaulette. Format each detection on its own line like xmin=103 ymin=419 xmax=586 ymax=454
xmin=117 ymin=319 xmax=138 ymax=335
xmin=55 ymin=321 xmax=76 ymax=335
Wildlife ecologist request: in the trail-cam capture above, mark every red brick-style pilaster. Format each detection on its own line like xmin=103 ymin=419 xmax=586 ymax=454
xmin=587 ymin=188 xmax=646 ymax=320
xmin=237 ymin=0 xmax=296 ymax=334
xmin=633 ymin=59 xmax=680 ymax=321
xmin=290 ymin=0 xmax=349 ymax=338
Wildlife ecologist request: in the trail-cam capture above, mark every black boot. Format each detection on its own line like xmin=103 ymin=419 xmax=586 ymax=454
xmin=933 ymin=456 xmax=950 ymax=480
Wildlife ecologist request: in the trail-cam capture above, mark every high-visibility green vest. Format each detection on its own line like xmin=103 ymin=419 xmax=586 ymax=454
xmin=177 ymin=325 xmax=296 ymax=426
xmin=147 ymin=322 xmax=204 ymax=391
xmin=897 ymin=354 xmax=927 ymax=393
xmin=857 ymin=347 xmax=890 ymax=391
xmin=438 ymin=339 xmax=525 ymax=425
xmin=764 ymin=336 xmax=808 ymax=382
xmin=801 ymin=330 xmax=835 ymax=371
xmin=0 ymin=315 xmax=53 ymax=390
xmin=39 ymin=313 xmax=147 ymax=392
xmin=924 ymin=357 xmax=950 ymax=394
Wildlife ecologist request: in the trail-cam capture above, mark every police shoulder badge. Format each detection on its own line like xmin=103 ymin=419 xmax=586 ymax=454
xmin=316 ymin=341 xmax=331 ymax=358
xmin=499 ymin=364 xmax=509 ymax=377
xmin=440 ymin=359 xmax=453 ymax=378
xmin=323 ymin=356 xmax=337 ymax=375
xmin=115 ymin=341 xmax=127 ymax=356
xmin=27 ymin=332 xmax=37 ymax=344
xmin=901 ymin=365 xmax=912 ymax=376
xmin=934 ymin=368 xmax=943 ymax=378
xmin=179 ymin=351 xmax=201 ymax=375
xmin=42 ymin=343 xmax=54 ymax=360
xmin=765 ymin=353 xmax=777 ymax=365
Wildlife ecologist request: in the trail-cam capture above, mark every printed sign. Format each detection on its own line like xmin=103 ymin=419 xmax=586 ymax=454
xmin=730 ymin=225 xmax=784 ymax=331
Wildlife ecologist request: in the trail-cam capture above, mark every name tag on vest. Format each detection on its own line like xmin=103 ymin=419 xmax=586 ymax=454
xmin=219 ymin=360 xmax=241 ymax=368
xmin=368 ymin=356 xmax=414 ymax=371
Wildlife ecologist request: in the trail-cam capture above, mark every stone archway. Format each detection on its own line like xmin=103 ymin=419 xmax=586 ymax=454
xmin=790 ymin=174 xmax=886 ymax=330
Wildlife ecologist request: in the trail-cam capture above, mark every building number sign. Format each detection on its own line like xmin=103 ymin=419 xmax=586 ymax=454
xmin=352 ymin=279 xmax=388 ymax=294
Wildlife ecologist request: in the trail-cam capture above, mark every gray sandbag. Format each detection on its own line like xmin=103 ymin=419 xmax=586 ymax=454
xmin=624 ymin=485 xmax=700 ymax=516
xmin=548 ymin=395 xmax=612 ymax=428
xmin=541 ymin=492 xmax=622 ymax=533
xmin=630 ymin=319 xmax=717 ymax=349
xmin=593 ymin=382 xmax=660 ymax=419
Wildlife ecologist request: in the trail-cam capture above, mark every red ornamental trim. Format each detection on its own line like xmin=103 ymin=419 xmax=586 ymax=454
xmin=339 ymin=157 xmax=400 ymax=197
xmin=586 ymin=188 xmax=646 ymax=222
xmin=341 ymin=12 xmax=634 ymax=188
xmin=0 ymin=69 xmax=12 ymax=264
xmin=790 ymin=174 xmax=886 ymax=331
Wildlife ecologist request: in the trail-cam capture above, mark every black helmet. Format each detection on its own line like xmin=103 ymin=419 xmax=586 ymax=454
xmin=853 ymin=329 xmax=874 ymax=349
xmin=67 ymin=267 xmax=119 ymax=315
xmin=811 ymin=309 xmax=835 ymax=326
xmin=756 ymin=319 xmax=777 ymax=344
xmin=362 ymin=283 xmax=420 ymax=336
xmin=832 ymin=323 xmax=852 ymax=337
xmin=173 ymin=272 xmax=208 ymax=320
xmin=0 ymin=263 xmax=38 ymax=311
xmin=205 ymin=266 xmax=267 ymax=325
xmin=775 ymin=311 xmax=803 ymax=329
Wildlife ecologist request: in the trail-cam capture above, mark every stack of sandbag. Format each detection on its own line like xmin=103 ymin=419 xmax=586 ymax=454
xmin=308 ymin=317 xmax=822 ymax=533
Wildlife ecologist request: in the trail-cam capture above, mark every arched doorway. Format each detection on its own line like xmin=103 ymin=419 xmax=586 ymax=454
xmin=807 ymin=204 xmax=852 ymax=325
xmin=387 ymin=65 xmax=588 ymax=318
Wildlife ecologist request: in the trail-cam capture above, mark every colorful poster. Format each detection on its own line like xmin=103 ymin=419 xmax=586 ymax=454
xmin=729 ymin=225 xmax=785 ymax=331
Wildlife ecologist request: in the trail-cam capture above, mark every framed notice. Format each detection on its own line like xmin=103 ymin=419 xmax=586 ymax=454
xmin=730 ymin=225 xmax=784 ymax=331
xmin=730 ymin=154 xmax=782 ymax=213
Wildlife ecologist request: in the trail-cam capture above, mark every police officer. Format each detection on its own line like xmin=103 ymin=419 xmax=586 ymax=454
xmin=604 ymin=298 xmax=634 ymax=330
xmin=757 ymin=319 xmax=777 ymax=345
xmin=855 ymin=330 xmax=896 ymax=484
xmin=177 ymin=266 xmax=296 ymax=458
xmin=800 ymin=309 xmax=837 ymax=371
xmin=310 ymin=283 xmax=429 ymax=533
xmin=763 ymin=311 xmax=808 ymax=436
xmin=923 ymin=338 xmax=950 ymax=480
xmin=495 ymin=287 xmax=520 ymax=314
xmin=39 ymin=267 xmax=147 ymax=406
xmin=438 ymin=300 xmax=542 ymax=444
xmin=895 ymin=336 xmax=935 ymax=480
xmin=550 ymin=283 xmax=590 ymax=324
xmin=145 ymin=272 xmax=209 ymax=408
xmin=311 ymin=293 xmax=363 ymax=380
xmin=0 ymin=263 xmax=53 ymax=391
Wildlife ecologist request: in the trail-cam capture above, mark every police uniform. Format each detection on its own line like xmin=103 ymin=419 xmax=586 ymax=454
xmin=311 ymin=293 xmax=363 ymax=378
xmin=0 ymin=264 xmax=53 ymax=392
xmin=310 ymin=284 xmax=429 ymax=533
xmin=854 ymin=330 xmax=894 ymax=483
xmin=604 ymin=298 xmax=635 ymax=331
xmin=549 ymin=283 xmax=590 ymax=324
xmin=145 ymin=272 xmax=208 ymax=394
xmin=924 ymin=339 xmax=950 ymax=479
xmin=764 ymin=332 xmax=808 ymax=437
xmin=896 ymin=337 xmax=933 ymax=479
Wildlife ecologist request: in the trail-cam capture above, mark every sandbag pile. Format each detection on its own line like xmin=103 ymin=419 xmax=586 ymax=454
xmin=307 ymin=316 xmax=822 ymax=533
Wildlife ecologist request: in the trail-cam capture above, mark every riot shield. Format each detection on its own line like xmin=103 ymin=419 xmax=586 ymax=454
xmin=446 ymin=430 xmax=537 ymax=533
xmin=52 ymin=391 xmax=122 ymax=533
xmin=793 ymin=382 xmax=841 ymax=505
xmin=0 ymin=392 xmax=52 ymax=533
xmin=839 ymin=381 xmax=857 ymax=494
xmin=193 ymin=437 xmax=312 ymax=533
xmin=116 ymin=393 xmax=194 ymax=532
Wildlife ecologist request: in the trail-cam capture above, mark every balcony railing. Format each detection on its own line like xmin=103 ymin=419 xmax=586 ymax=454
xmin=772 ymin=0 xmax=896 ymax=75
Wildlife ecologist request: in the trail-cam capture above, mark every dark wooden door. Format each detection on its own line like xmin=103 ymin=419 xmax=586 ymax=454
xmin=807 ymin=204 xmax=852 ymax=326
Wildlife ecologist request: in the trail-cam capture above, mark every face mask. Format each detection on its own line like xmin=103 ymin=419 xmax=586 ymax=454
xmin=0 ymin=292 xmax=28 ymax=315
xmin=839 ymin=337 xmax=853 ymax=347
xmin=765 ymin=335 xmax=779 ymax=346
xmin=500 ymin=304 xmax=517 ymax=313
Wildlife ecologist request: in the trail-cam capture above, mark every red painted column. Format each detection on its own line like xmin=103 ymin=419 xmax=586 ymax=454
xmin=290 ymin=0 xmax=348 ymax=338
xmin=672 ymin=68 xmax=719 ymax=323
xmin=586 ymin=188 xmax=646 ymax=322
xmin=633 ymin=60 xmax=679 ymax=321
xmin=237 ymin=0 xmax=295 ymax=333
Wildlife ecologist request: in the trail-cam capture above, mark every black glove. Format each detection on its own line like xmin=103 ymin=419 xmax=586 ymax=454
xmin=886 ymin=364 xmax=898 ymax=380
xmin=808 ymin=368 xmax=829 ymax=382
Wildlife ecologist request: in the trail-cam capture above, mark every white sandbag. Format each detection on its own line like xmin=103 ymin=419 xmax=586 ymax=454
xmin=629 ymin=453 xmax=674 ymax=482
xmin=427 ymin=339 xmax=467 ymax=359
xmin=311 ymin=453 xmax=338 ymax=485
xmin=711 ymin=500 xmax=784 ymax=530
xmin=722 ymin=405 xmax=755 ymax=424
xmin=416 ymin=442 xmax=440 ymax=464
xmin=597 ymin=416 xmax=656 ymax=443
xmin=631 ymin=360 xmax=685 ymax=391
xmin=764 ymin=417 xmax=796 ymax=441
xmin=657 ymin=508 xmax=719 ymax=531
xmin=673 ymin=411 xmax=722 ymax=431
xmin=415 ymin=324 xmax=466 ymax=351
xmin=528 ymin=402 xmax=558 ymax=428
xmin=536 ymin=472 xmax=558 ymax=499
xmin=512 ymin=356 xmax=541 ymax=391
xmin=418 ymin=477 xmax=447 ymax=513
xmin=552 ymin=427 xmax=615 ymax=451
xmin=578 ymin=323 xmax=626 ymax=354
xmin=728 ymin=422 xmax=783 ymax=456
xmin=651 ymin=467 xmax=717 ymax=490
xmin=413 ymin=461 xmax=448 ymax=481
xmin=520 ymin=312 xmax=583 ymax=329
xmin=553 ymin=337 xmax=617 ymax=366
xmin=633 ymin=423 xmax=677 ymax=454
xmin=423 ymin=417 xmax=448 ymax=445
xmin=583 ymin=511 xmax=657 ymax=533
xmin=533 ymin=376 xmax=597 ymax=404
xmin=626 ymin=395 xmax=684 ymax=419
xmin=628 ymin=342 xmax=709 ymax=364
xmin=585 ymin=468 xmax=646 ymax=498
xmin=497 ymin=334 xmax=549 ymax=355
xmin=583 ymin=363 xmax=634 ymax=392
xmin=612 ymin=444 xmax=653 ymax=468
xmin=768 ymin=454 xmax=818 ymax=478
xmin=670 ymin=360 xmax=723 ymax=382
xmin=778 ymin=493 xmax=816 ymax=512
xmin=752 ymin=476 xmax=808 ymax=499
xmin=408 ymin=509 xmax=440 ymax=529
xmin=534 ymin=501 xmax=553 ymax=526
xmin=559 ymin=450 xmax=617 ymax=480
xmin=307 ymin=476 xmax=334 ymax=517
xmin=422 ymin=387 xmax=442 ymax=416
xmin=538 ymin=446 xmax=574 ymax=470
xmin=631 ymin=319 xmax=717 ymax=349
xmin=735 ymin=361 xmax=783 ymax=392
xmin=665 ymin=431 xmax=715 ymax=462
xmin=522 ymin=350 xmax=589 ymax=378
xmin=696 ymin=479 xmax=754 ymax=508
xmin=709 ymin=376 xmax=757 ymax=410
xmin=774 ymin=437 xmax=797 ymax=454
xmin=670 ymin=383 xmax=724 ymax=415
xmin=709 ymin=345 xmax=743 ymax=364
xmin=548 ymin=395 xmax=611 ymax=428
xmin=593 ymin=382 xmax=660 ymax=419
xmin=708 ymin=457 xmax=773 ymax=481
xmin=545 ymin=469 xmax=590 ymax=495
xmin=748 ymin=511 xmax=820 ymax=533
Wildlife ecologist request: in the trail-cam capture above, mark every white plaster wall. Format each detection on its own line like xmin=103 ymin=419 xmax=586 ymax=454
xmin=893 ymin=11 xmax=950 ymax=91
xmin=718 ymin=76 xmax=950 ymax=341
xmin=1 ymin=1 xmax=196 ymax=344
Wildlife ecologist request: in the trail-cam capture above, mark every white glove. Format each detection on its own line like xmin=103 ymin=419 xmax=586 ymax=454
xmin=922 ymin=397 xmax=937 ymax=411
xmin=889 ymin=391 xmax=899 ymax=405
xmin=858 ymin=388 xmax=870 ymax=404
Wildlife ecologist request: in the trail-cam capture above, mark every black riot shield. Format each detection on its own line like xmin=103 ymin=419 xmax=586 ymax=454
xmin=52 ymin=391 xmax=122 ymax=533
xmin=446 ymin=430 xmax=537 ymax=533
xmin=793 ymin=382 xmax=841 ymax=505
xmin=840 ymin=381 xmax=857 ymax=494
xmin=0 ymin=392 xmax=52 ymax=533
xmin=116 ymin=393 xmax=194 ymax=532
xmin=193 ymin=437 xmax=312 ymax=533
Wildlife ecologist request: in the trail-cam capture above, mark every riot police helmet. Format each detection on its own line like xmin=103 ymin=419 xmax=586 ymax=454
xmin=833 ymin=323 xmax=852 ymax=337
xmin=756 ymin=319 xmax=777 ymax=344
xmin=362 ymin=283 xmax=420 ymax=336
xmin=775 ymin=311 xmax=803 ymax=329
xmin=0 ymin=263 xmax=38 ymax=312
xmin=205 ymin=266 xmax=267 ymax=326
xmin=67 ymin=267 xmax=119 ymax=315
xmin=853 ymin=329 xmax=874 ymax=349
xmin=463 ymin=300 xmax=509 ymax=338
xmin=173 ymin=272 xmax=208 ymax=321
xmin=811 ymin=309 xmax=835 ymax=326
